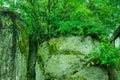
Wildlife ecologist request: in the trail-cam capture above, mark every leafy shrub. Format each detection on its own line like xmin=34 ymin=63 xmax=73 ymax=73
xmin=90 ymin=41 xmax=120 ymax=69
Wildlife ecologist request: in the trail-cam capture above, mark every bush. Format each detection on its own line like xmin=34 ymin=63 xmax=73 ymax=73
xmin=90 ymin=41 xmax=120 ymax=69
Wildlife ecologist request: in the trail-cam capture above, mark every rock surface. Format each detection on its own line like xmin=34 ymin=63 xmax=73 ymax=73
xmin=0 ymin=30 xmax=110 ymax=80
xmin=38 ymin=36 xmax=109 ymax=80
xmin=0 ymin=27 xmax=13 ymax=80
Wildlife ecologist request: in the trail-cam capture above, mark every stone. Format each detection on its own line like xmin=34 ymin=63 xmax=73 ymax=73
xmin=38 ymin=36 xmax=108 ymax=80
xmin=66 ymin=66 xmax=108 ymax=80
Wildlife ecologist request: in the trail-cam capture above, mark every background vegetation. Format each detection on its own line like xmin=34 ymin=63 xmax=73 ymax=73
xmin=0 ymin=0 xmax=120 ymax=80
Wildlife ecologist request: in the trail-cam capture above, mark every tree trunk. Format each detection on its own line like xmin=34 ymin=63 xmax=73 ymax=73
xmin=27 ymin=35 xmax=38 ymax=80
xmin=111 ymin=26 xmax=120 ymax=41
xmin=106 ymin=66 xmax=118 ymax=80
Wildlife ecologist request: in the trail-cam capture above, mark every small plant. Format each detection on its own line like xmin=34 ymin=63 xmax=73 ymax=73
xmin=99 ymin=43 xmax=119 ymax=67
xmin=89 ymin=41 xmax=120 ymax=69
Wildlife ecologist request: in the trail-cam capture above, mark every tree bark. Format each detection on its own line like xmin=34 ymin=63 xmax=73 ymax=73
xmin=111 ymin=26 xmax=120 ymax=41
xmin=27 ymin=35 xmax=38 ymax=80
xmin=106 ymin=66 xmax=118 ymax=80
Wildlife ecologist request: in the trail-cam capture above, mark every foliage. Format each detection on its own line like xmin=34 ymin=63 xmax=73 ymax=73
xmin=1 ymin=0 xmax=120 ymax=68
xmin=1 ymin=0 xmax=120 ymax=40
xmin=90 ymin=41 xmax=120 ymax=68
xmin=1 ymin=0 xmax=120 ymax=79
xmin=38 ymin=0 xmax=120 ymax=39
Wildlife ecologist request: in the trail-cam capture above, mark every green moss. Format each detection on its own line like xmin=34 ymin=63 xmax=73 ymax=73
xmin=18 ymin=27 xmax=29 ymax=57
xmin=48 ymin=43 xmax=84 ymax=55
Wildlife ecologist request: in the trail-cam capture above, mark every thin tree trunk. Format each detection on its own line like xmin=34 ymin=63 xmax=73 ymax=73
xmin=111 ymin=26 xmax=120 ymax=41
xmin=27 ymin=35 xmax=38 ymax=80
xmin=48 ymin=0 xmax=51 ymax=38
xmin=106 ymin=66 xmax=118 ymax=80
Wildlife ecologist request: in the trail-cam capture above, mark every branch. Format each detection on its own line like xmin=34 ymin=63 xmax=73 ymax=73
xmin=111 ymin=26 xmax=120 ymax=41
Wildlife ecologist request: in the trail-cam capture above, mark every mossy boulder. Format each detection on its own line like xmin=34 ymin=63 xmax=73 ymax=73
xmin=38 ymin=36 xmax=109 ymax=80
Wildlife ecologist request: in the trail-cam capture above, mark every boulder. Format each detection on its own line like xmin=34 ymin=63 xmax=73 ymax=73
xmin=38 ymin=36 xmax=108 ymax=80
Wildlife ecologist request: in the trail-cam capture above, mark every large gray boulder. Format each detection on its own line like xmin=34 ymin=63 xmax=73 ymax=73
xmin=38 ymin=36 xmax=109 ymax=80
